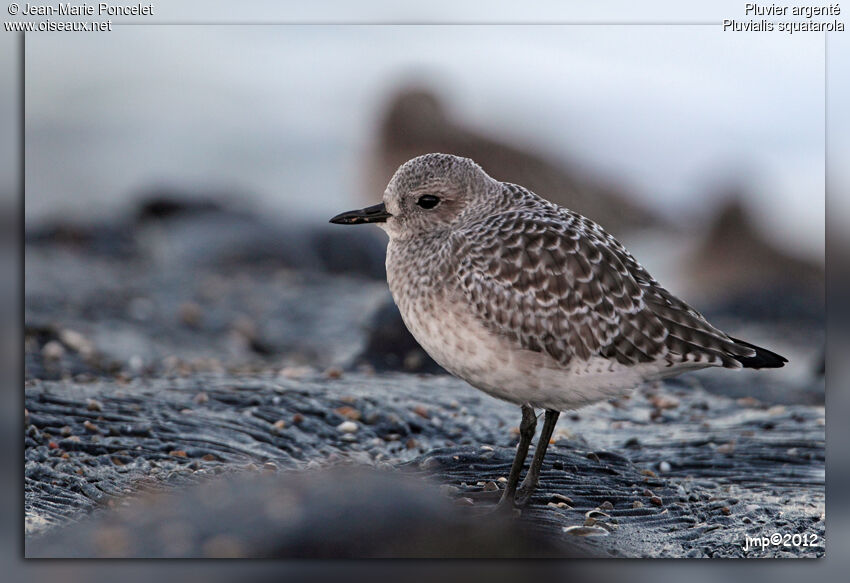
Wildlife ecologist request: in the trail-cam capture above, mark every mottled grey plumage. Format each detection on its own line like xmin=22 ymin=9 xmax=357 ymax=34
xmin=331 ymin=152 xmax=785 ymax=506
xmin=366 ymin=153 xmax=783 ymax=408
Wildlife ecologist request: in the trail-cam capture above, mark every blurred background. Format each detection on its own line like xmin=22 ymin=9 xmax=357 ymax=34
xmin=27 ymin=25 xmax=825 ymax=254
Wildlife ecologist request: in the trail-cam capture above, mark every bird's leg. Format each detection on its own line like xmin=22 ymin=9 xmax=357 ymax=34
xmin=496 ymin=404 xmax=537 ymax=506
xmin=514 ymin=409 xmax=560 ymax=507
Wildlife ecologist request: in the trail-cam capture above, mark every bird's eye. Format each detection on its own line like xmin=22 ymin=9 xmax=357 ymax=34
xmin=416 ymin=195 xmax=440 ymax=209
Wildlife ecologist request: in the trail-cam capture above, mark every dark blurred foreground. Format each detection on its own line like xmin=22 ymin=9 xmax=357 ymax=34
xmin=28 ymin=467 xmax=567 ymax=558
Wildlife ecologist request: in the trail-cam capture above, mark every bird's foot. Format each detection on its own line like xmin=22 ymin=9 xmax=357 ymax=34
xmin=513 ymin=482 xmax=539 ymax=508
xmin=452 ymin=486 xmax=525 ymax=517
xmin=455 ymin=482 xmax=540 ymax=509
xmin=460 ymin=488 xmax=503 ymax=503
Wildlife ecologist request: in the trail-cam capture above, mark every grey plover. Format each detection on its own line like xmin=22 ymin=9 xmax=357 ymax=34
xmin=331 ymin=153 xmax=787 ymax=507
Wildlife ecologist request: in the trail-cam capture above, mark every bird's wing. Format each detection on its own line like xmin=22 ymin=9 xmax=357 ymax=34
xmin=452 ymin=207 xmax=755 ymax=369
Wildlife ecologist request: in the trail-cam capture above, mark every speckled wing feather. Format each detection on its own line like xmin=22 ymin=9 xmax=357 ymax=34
xmin=453 ymin=197 xmax=756 ymax=370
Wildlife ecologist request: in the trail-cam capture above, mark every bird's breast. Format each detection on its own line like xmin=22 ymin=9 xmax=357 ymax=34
xmin=384 ymin=240 xmax=653 ymax=410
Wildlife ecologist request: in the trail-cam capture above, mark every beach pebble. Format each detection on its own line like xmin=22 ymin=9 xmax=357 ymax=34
xmin=412 ymin=405 xmax=430 ymax=419
xmin=623 ymin=437 xmax=641 ymax=449
xmin=562 ymin=525 xmax=609 ymax=537
xmin=128 ymin=355 xmax=144 ymax=372
xmin=439 ymin=484 xmax=460 ymax=496
xmin=716 ymin=442 xmax=735 ymax=454
xmin=419 ymin=457 xmax=441 ymax=471
xmin=550 ymin=493 xmax=573 ymax=505
xmin=278 ymin=366 xmax=312 ymax=379
xmin=737 ymin=397 xmax=761 ymax=408
xmin=337 ymin=421 xmax=358 ymax=433
xmin=59 ymin=329 xmax=94 ymax=356
xmin=334 ymin=406 xmax=361 ymax=421
xmin=659 ymin=461 xmax=671 ymax=473
xmin=649 ymin=394 xmax=679 ymax=410
xmin=178 ymin=302 xmax=203 ymax=327
xmin=42 ymin=341 xmax=65 ymax=360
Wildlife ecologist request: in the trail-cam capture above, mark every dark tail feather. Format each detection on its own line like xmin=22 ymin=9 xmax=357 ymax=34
xmin=729 ymin=337 xmax=788 ymax=369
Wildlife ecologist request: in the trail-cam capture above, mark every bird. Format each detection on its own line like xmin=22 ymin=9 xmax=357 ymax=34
xmin=330 ymin=153 xmax=787 ymax=508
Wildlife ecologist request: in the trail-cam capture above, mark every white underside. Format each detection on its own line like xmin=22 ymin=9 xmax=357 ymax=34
xmin=397 ymin=292 xmax=714 ymax=411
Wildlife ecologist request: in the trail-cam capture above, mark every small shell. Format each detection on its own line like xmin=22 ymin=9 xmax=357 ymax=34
xmin=562 ymin=525 xmax=609 ymax=537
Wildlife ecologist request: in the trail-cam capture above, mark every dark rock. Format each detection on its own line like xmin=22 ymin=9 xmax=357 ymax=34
xmin=27 ymin=467 xmax=571 ymax=558
xmin=133 ymin=190 xmax=226 ymax=223
xmin=25 ymin=222 xmax=137 ymax=258
xmin=354 ymin=297 xmax=445 ymax=374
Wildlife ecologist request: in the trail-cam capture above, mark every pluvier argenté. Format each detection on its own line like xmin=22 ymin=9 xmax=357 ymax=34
xmin=330 ymin=153 xmax=786 ymax=507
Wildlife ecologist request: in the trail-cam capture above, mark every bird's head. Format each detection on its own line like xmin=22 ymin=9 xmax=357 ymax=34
xmin=329 ymin=153 xmax=498 ymax=239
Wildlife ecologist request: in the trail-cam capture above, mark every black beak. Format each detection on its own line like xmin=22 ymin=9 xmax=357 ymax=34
xmin=329 ymin=203 xmax=392 ymax=225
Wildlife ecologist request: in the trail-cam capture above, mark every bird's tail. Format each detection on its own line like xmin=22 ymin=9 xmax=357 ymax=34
xmin=729 ymin=337 xmax=788 ymax=369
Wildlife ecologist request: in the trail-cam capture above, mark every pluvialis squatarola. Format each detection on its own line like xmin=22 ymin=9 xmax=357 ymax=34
xmin=331 ymin=153 xmax=787 ymax=508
